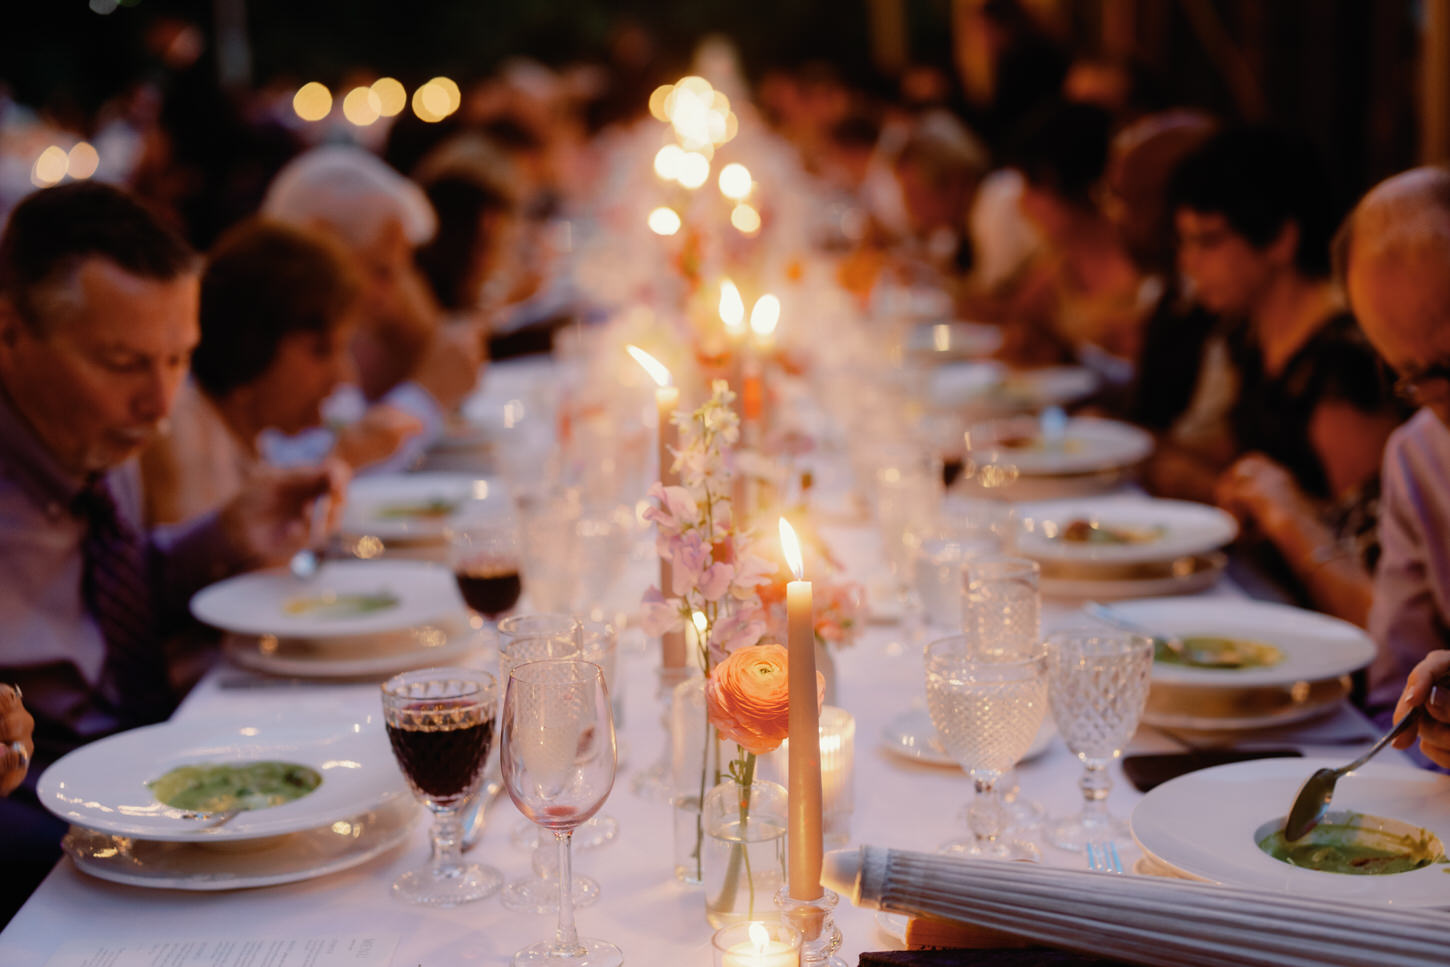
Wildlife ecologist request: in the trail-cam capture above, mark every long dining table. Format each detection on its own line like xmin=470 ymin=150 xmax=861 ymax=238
xmin=0 ymin=358 xmax=1407 ymax=967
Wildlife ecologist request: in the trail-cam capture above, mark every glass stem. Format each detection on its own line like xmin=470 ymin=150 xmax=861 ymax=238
xmin=430 ymin=806 xmax=463 ymax=876
xmin=1079 ymin=758 xmax=1112 ymax=820
xmin=552 ymin=829 xmax=585 ymax=956
xmin=968 ymin=776 xmax=1003 ymax=844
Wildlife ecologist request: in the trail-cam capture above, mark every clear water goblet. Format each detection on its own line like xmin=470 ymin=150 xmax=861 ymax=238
xmin=501 ymin=659 xmax=622 ymax=967
xmin=381 ymin=668 xmax=503 ymax=905
xmin=1044 ymin=631 xmax=1154 ymax=851
xmin=924 ymin=634 xmax=1048 ymax=860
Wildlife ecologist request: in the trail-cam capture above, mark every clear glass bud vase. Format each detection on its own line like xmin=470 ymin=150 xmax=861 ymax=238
xmin=701 ymin=777 xmax=788 ymax=928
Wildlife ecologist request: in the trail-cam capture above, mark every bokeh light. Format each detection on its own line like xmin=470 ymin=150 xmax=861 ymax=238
xmin=676 ymin=151 xmax=711 ymax=190
xmin=718 ymin=163 xmax=752 ymax=200
xmin=293 ymin=82 xmax=332 ymax=122
xmin=428 ymin=76 xmax=462 ymax=114
xmin=653 ymin=144 xmax=685 ymax=182
xmin=342 ymin=86 xmax=382 ymax=126
xmin=648 ymin=84 xmax=674 ymax=122
xmin=648 ymin=207 xmax=682 ymax=236
xmin=31 ymin=146 xmax=69 ymax=187
xmin=731 ymin=203 xmax=762 ymax=235
xmin=67 ymin=142 xmax=100 ymax=180
xmin=370 ymin=77 xmax=406 ymax=117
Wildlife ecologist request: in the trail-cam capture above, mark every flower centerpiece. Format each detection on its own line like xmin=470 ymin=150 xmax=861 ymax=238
xmin=704 ymin=643 xmax=824 ymax=925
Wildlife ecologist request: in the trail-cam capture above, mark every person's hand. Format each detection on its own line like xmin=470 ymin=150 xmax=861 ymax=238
xmin=1392 ymin=650 xmax=1450 ymax=768
xmin=219 ymin=459 xmax=350 ymax=567
xmin=1 ymin=684 xmax=34 ymax=796
xmin=332 ymin=404 xmax=424 ymax=470
xmin=411 ymin=321 xmax=484 ymax=412
xmin=1214 ymin=453 xmax=1302 ymax=534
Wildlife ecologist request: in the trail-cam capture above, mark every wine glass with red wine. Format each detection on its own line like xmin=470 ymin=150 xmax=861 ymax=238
xmin=501 ymin=659 xmax=621 ymax=967
xmin=381 ymin=668 xmax=503 ymax=905
xmin=447 ymin=517 xmax=523 ymax=620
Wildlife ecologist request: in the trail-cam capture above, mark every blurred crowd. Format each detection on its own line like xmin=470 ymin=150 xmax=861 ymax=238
xmin=4 ymin=0 xmax=1450 ymax=924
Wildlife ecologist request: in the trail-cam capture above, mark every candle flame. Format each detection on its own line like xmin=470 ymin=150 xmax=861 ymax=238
xmin=692 ymin=610 xmax=708 ymax=633
xmin=750 ymin=294 xmax=780 ymax=337
xmin=719 ymin=279 xmax=745 ymax=331
xmin=626 ymin=345 xmax=672 ymax=388
xmin=779 ymin=518 xmax=804 ymax=580
xmin=749 ymin=921 xmax=770 ymax=952
xmin=647 ymin=207 xmax=682 ymax=236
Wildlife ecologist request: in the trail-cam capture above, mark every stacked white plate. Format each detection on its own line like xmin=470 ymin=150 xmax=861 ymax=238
xmin=340 ymin=472 xmax=506 ymax=562
xmin=192 ymin=559 xmax=480 ymax=678
xmin=1012 ymin=495 xmax=1238 ymax=599
xmin=39 ymin=717 xmax=418 ymax=890
xmin=1132 ymin=757 xmax=1450 ymax=907
xmin=930 ymin=362 xmax=1100 ymax=417
xmin=965 ymin=415 xmax=1154 ymax=499
xmin=905 ymin=321 xmax=1004 ymax=362
xmin=1084 ymin=596 xmax=1376 ymax=733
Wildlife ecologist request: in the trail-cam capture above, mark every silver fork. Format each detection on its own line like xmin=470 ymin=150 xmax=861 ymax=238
xmin=1085 ymin=841 xmax=1123 ymax=874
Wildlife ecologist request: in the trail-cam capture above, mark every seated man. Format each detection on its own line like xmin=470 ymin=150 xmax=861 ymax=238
xmin=262 ymin=146 xmax=484 ymax=471
xmin=1339 ymin=166 xmax=1450 ymax=732
xmin=0 ymin=182 xmax=342 ymax=917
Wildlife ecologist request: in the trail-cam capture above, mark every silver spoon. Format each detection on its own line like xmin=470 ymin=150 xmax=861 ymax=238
xmin=288 ymin=494 xmax=334 ymax=580
xmin=1283 ymin=708 xmax=1422 ymax=841
xmin=1082 ymin=601 xmax=1191 ymax=663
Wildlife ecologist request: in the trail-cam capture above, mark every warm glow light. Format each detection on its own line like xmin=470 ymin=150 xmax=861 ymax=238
xmin=371 ymin=77 xmax=406 ymax=117
xmin=653 ymin=144 xmax=685 ymax=181
xmin=718 ymin=279 xmax=745 ymax=332
xmin=67 ymin=142 xmax=100 ymax=180
xmin=731 ymin=203 xmax=762 ymax=235
xmin=779 ymin=518 xmax=805 ymax=580
xmin=668 ymin=86 xmax=712 ymax=149
xmin=626 ymin=345 xmax=672 ymax=387
xmin=31 ymin=146 xmax=68 ymax=187
xmin=677 ymin=75 xmax=714 ymax=98
xmin=293 ymin=82 xmax=332 ymax=122
xmin=692 ymin=610 xmax=708 ymax=634
xmin=706 ymin=109 xmax=728 ymax=143
xmin=648 ymin=84 xmax=674 ymax=122
xmin=750 ymin=294 xmax=781 ymax=337
xmin=749 ymin=922 xmax=770 ymax=953
xmin=412 ymin=84 xmax=444 ymax=123
xmin=677 ymin=151 xmax=710 ymax=190
xmin=711 ymin=90 xmax=732 ymax=115
xmin=342 ymin=86 xmax=382 ymax=126
xmin=429 ymin=76 xmax=462 ymax=114
xmin=647 ymin=207 xmax=682 ymax=236
xmin=718 ymin=163 xmax=752 ymax=200
xmin=723 ymin=112 xmax=740 ymax=142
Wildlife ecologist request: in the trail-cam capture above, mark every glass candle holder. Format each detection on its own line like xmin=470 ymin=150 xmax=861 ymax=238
xmin=711 ymin=920 xmax=802 ymax=967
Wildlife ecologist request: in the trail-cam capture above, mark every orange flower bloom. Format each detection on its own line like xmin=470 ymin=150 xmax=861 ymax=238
xmin=706 ymin=643 xmax=825 ymax=755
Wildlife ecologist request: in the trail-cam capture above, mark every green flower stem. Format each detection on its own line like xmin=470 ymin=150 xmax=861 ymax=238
xmin=710 ymin=748 xmax=757 ymax=918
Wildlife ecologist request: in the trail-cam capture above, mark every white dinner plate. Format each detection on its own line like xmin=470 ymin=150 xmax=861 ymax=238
xmin=929 ymin=363 xmax=1099 ymax=413
xmin=1131 ymin=757 xmax=1450 ymax=908
xmin=38 ymin=717 xmax=410 ymax=842
xmin=1013 ymin=496 xmax=1238 ymax=566
xmin=191 ymin=560 xmax=467 ymax=639
xmin=1038 ymin=552 xmax=1226 ymax=601
xmin=223 ymin=625 xmax=490 ymax=679
xmin=881 ymin=707 xmax=1056 ymax=768
xmin=342 ymin=472 xmax=505 ymax=542
xmin=1090 ymin=597 xmax=1376 ymax=688
xmin=966 ymin=416 xmax=1154 ymax=477
xmin=906 ymin=321 xmax=1004 ymax=361
xmin=63 ymin=797 xmax=419 ymax=890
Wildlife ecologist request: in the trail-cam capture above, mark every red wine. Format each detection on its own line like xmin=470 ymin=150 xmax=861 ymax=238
xmin=455 ymin=568 xmax=522 ymax=618
xmin=385 ymin=700 xmax=494 ymax=807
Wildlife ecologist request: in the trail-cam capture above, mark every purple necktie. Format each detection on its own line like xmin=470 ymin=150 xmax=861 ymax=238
xmin=74 ymin=477 xmax=172 ymax=726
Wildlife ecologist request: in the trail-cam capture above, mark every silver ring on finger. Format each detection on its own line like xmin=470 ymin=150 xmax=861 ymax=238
xmin=8 ymin=740 xmax=27 ymax=771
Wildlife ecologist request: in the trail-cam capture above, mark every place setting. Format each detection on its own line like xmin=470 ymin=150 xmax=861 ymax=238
xmin=963 ymin=410 xmax=1155 ymax=500
xmin=1010 ymin=494 xmax=1240 ymax=599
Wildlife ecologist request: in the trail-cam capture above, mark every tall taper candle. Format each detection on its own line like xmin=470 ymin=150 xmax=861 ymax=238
xmin=629 ymin=345 xmax=686 ymax=670
xmin=780 ymin=518 xmax=824 ymax=900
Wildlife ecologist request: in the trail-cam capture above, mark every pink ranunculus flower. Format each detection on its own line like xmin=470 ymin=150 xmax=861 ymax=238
xmin=642 ymin=483 xmax=698 ymax=537
xmin=640 ymin=587 xmax=684 ymax=636
xmin=706 ymin=643 xmax=825 ymax=755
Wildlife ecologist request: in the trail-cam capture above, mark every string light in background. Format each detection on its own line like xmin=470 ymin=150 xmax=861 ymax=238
xmin=292 ymin=81 xmax=332 ymax=122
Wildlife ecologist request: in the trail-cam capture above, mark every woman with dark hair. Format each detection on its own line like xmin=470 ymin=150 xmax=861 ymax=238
xmin=1165 ymin=126 xmax=1406 ymax=625
xmin=140 ymin=218 xmax=407 ymax=524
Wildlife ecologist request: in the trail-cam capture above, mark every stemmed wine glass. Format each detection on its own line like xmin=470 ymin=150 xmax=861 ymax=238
xmin=1044 ymin=631 xmax=1154 ymax=851
xmin=381 ymin=668 xmax=502 ymax=905
xmin=924 ymin=634 xmax=1048 ymax=860
xmin=501 ymin=659 xmax=621 ymax=967
xmin=448 ymin=515 xmax=524 ymax=622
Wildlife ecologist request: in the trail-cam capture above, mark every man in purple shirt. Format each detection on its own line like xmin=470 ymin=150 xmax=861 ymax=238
xmin=1339 ymin=166 xmax=1450 ymax=765
xmin=0 ymin=183 xmax=343 ymax=919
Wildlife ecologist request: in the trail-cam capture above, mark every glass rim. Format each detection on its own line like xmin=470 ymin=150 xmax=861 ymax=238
xmin=1044 ymin=629 xmax=1154 ymax=655
xmin=924 ymin=633 xmax=1046 ymax=666
xmin=496 ymin=613 xmax=581 ymax=639
xmin=506 ymin=656 xmax=605 ymax=686
xmin=380 ymin=666 xmax=498 ymax=701
xmin=964 ymin=556 xmax=1040 ymax=582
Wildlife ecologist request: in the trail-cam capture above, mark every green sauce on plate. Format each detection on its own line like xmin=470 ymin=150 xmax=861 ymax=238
xmin=148 ymin=761 xmax=322 ymax=813
xmin=1258 ymin=813 xmax=1444 ymax=875
xmin=1154 ymin=636 xmax=1284 ymax=669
